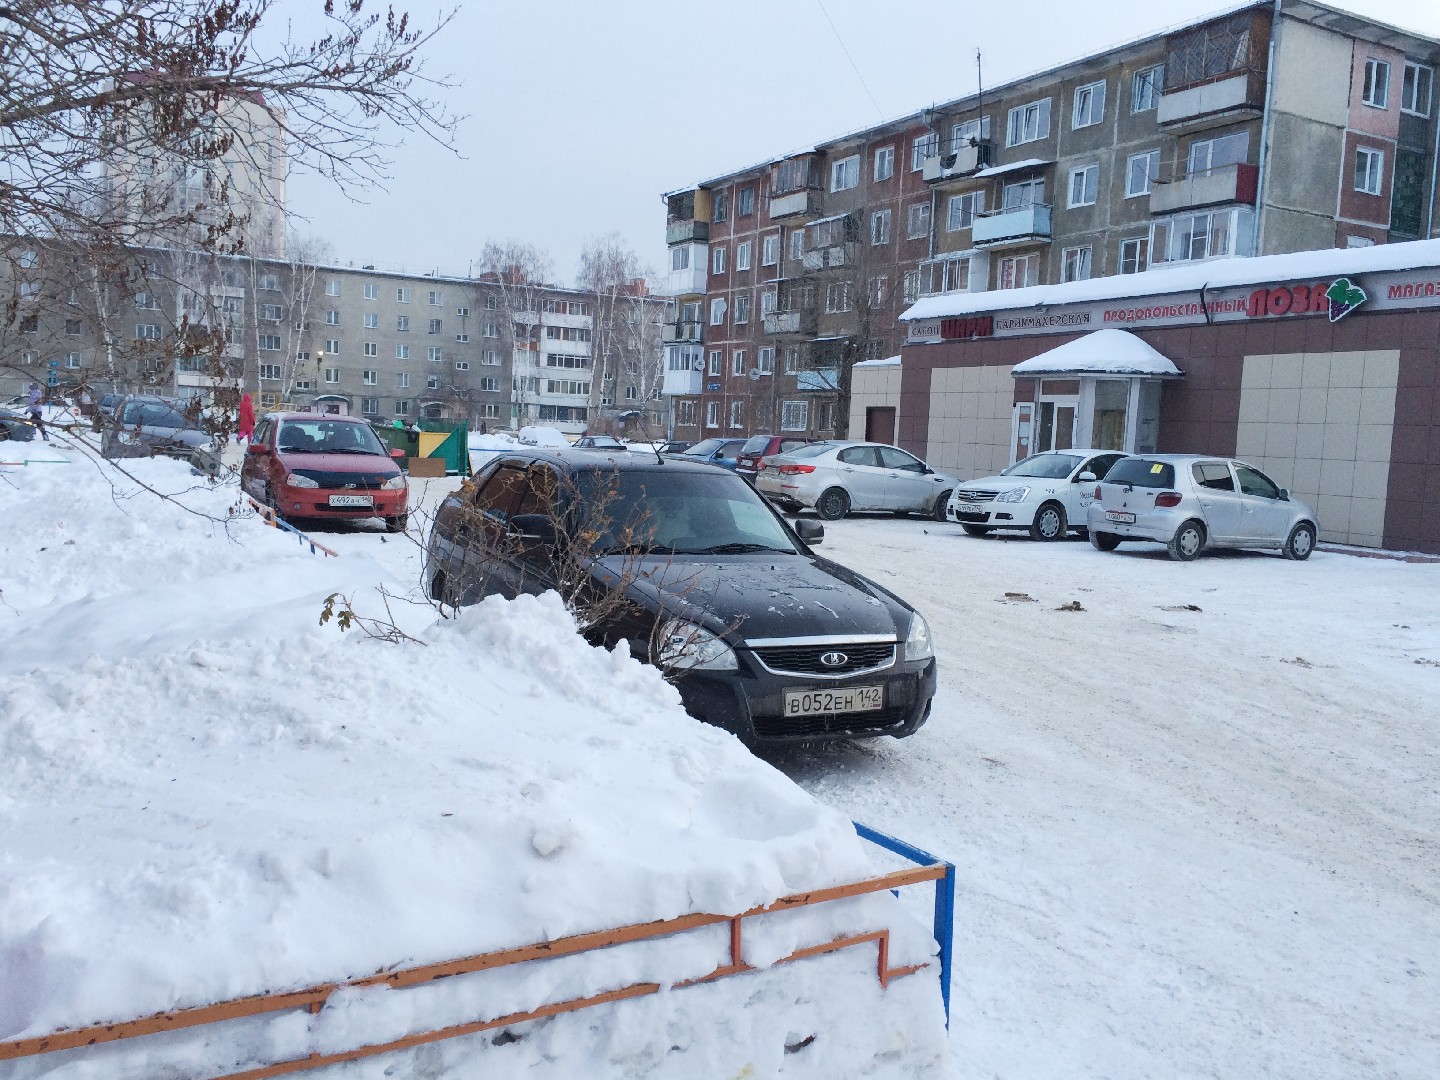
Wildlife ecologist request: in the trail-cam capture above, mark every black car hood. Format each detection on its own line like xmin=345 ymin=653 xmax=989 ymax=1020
xmin=594 ymin=552 xmax=907 ymax=643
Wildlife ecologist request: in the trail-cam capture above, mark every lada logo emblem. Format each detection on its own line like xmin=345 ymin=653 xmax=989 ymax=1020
xmin=819 ymin=651 xmax=848 ymax=668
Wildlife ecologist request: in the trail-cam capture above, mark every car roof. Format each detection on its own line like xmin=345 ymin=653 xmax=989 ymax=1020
xmin=265 ymin=412 xmax=370 ymax=423
xmin=485 ymin=445 xmax=733 ymax=477
xmin=1120 ymin=453 xmax=1234 ymax=463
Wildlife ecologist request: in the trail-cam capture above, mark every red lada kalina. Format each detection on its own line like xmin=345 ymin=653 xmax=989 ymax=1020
xmin=241 ymin=413 xmax=410 ymax=532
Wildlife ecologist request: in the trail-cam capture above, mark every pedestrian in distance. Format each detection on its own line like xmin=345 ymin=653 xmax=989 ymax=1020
xmin=27 ymin=383 xmax=50 ymax=442
xmin=237 ymin=392 xmax=255 ymax=445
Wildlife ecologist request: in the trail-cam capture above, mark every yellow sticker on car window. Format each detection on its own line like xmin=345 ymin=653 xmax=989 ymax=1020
xmin=1150 ymin=463 xmax=1163 ymax=473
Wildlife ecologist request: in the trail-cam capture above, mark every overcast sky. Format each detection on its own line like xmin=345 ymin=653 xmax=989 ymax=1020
xmin=285 ymin=0 xmax=1440 ymax=286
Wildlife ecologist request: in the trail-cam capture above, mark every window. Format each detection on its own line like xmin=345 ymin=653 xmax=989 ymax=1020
xmin=712 ymin=246 xmax=726 ymax=275
xmin=737 ymin=187 xmax=755 ymax=216
xmin=363 ymin=369 xmax=378 ymax=385
xmin=364 ymin=284 xmax=380 ymax=300
xmin=1132 ymin=65 xmax=1163 ymax=112
xmin=946 ymin=192 xmax=983 ymax=231
xmin=677 ymin=400 xmax=697 ymax=426
xmin=732 ymin=350 xmax=746 ymax=376
xmin=395 ymin=400 xmax=409 ymax=416
xmin=736 ymin=241 xmax=751 ymax=271
xmin=709 ymin=298 xmax=726 ymax=326
xmin=260 ymin=273 xmax=280 ymax=291
xmin=1119 ymin=236 xmax=1149 ymax=274
xmin=64 ymin=318 xmax=81 ymax=336
xmin=1127 ymin=150 xmax=1161 ymax=196
xmin=762 ymin=234 xmax=779 ymax=266
xmin=396 ymin=344 xmax=410 ymax=360
xmin=324 ymin=367 xmax=339 ymax=384
xmin=1363 ymin=58 xmax=1390 ymax=108
xmin=364 ymin=341 xmax=378 ymax=356
xmin=324 ymin=338 xmax=340 ymax=355
xmin=483 ymin=322 xmax=500 ymax=338
xmin=911 ymin=131 xmax=938 ymax=171
xmin=708 ymin=350 xmax=722 ymax=375
xmin=294 ymin=379 xmax=312 ymax=391
xmin=362 ymin=397 xmax=379 ymax=415
xmin=1355 ymin=147 xmax=1384 ymax=195
xmin=1187 ymin=131 xmax=1248 ymax=175
xmin=481 ymin=350 xmax=499 ymax=365
xmin=135 ymin=291 xmax=160 ymax=310
xmin=871 ymin=275 xmax=889 ymax=305
xmin=258 ymin=334 xmax=282 ymax=351
xmin=362 ymin=312 xmax=377 ymax=328
xmin=1072 ymin=80 xmax=1106 ymax=128
xmin=481 ymin=378 xmax=501 ymax=392
xmin=1068 ymin=164 xmax=1098 ymax=207
xmin=1402 ymin=62 xmax=1433 ymax=116
xmin=1150 ymin=207 xmax=1249 ymax=263
xmin=789 ymin=229 xmax=805 ymax=260
xmin=705 ymin=401 xmax=720 ymax=428
xmin=428 ymin=346 xmax=443 ymax=362
xmin=757 ymin=346 xmax=774 ymax=374
xmin=456 ymin=361 xmax=471 ymax=372
xmin=903 ymin=270 xmax=922 ymax=303
xmin=729 ymin=401 xmax=744 ymax=429
xmin=907 ymin=202 xmax=931 ymax=239
xmin=781 ymin=401 xmax=808 ymax=432
xmin=327 ymin=310 xmax=342 ymax=326
xmin=428 ymin=290 xmax=443 ymax=306
xmin=998 ymin=253 xmax=1040 ymax=289
xmin=1003 ymin=178 xmax=1045 ymax=209
xmin=1061 ymin=246 xmax=1092 ymax=282
xmin=760 ymin=288 xmax=777 ymax=316
xmin=783 ymin=347 xmax=800 ymax=373
xmin=1006 ymin=99 xmax=1051 ymax=146
xmin=325 ymin=280 xmax=340 ymax=296
xmin=713 ymin=192 xmax=729 ymax=222
xmin=427 ymin=374 xmax=440 ymax=390
xmin=726 ymin=293 xmax=747 ymax=324
xmin=830 ymin=154 xmax=860 ymax=192
xmin=396 ymin=372 xmax=410 ymax=389
xmin=396 ymin=287 xmax=411 ymax=303
xmin=396 ymin=315 xmax=409 ymax=332
xmin=484 ymin=296 xmax=498 ymax=310
xmin=871 ymin=208 xmax=892 ymax=245
xmin=671 ymin=246 xmax=691 ymax=271
xmin=428 ymin=319 xmax=442 ymax=334
xmin=457 ymin=306 xmax=471 ymax=317
xmin=825 ymin=282 xmax=853 ymax=313
xmin=874 ymin=145 xmax=894 ymax=181
xmin=950 ymin=117 xmax=990 ymax=149
xmin=544 ymin=325 xmax=590 ymax=342
xmin=65 ymin=352 xmax=82 ymax=369
xmin=260 ymin=304 xmax=282 ymax=322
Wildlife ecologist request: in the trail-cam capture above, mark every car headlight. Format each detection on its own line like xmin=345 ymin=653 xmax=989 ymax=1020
xmin=286 ymin=473 xmax=320 ymax=489
xmin=996 ymin=486 xmax=1031 ymax=503
xmin=655 ymin=618 xmax=738 ymax=672
xmin=382 ymin=473 xmax=407 ymax=490
xmin=903 ymin=612 xmax=934 ymax=662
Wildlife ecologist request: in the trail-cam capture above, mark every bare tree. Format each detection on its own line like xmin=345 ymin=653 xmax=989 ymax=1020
xmin=474 ymin=239 xmax=553 ymax=429
xmin=576 ymin=234 xmax=664 ymax=437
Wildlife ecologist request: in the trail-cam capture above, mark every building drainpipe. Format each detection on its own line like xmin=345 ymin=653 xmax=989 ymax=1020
xmin=1427 ymin=104 xmax=1440 ymax=238
xmin=1253 ymin=0 xmax=1283 ymax=256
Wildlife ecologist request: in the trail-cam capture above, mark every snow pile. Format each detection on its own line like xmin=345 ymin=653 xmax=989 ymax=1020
xmin=516 ymin=425 xmax=568 ymax=447
xmin=0 ymin=455 xmax=948 ymax=1077
xmin=1010 ymin=328 xmax=1183 ymax=377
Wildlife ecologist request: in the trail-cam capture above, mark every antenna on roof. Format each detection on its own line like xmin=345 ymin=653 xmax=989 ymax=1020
xmin=976 ymin=50 xmax=984 ymax=133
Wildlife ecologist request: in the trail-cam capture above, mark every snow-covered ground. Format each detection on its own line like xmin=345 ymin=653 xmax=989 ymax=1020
xmin=0 ymin=450 xmax=948 ymax=1078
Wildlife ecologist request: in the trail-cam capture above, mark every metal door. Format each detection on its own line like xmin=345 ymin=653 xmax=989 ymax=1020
xmin=1190 ymin=461 xmax=1244 ymax=541
xmin=834 ymin=444 xmax=888 ymax=510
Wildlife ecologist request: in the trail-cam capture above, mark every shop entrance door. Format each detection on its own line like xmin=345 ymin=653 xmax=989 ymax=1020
xmin=1034 ymin=397 xmax=1077 ymax=453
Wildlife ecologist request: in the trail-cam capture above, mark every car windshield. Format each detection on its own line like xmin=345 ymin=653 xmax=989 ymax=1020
xmin=1105 ymin=457 xmax=1177 ymax=489
xmin=681 ymin=438 xmax=729 ymax=457
xmin=577 ymin=469 xmax=800 ymax=556
xmin=781 ymin=441 xmax=837 ymax=459
xmin=120 ymin=401 xmax=186 ymax=428
xmin=1002 ymin=453 xmax=1082 ymax=479
xmin=277 ymin=419 xmax=388 ymax=455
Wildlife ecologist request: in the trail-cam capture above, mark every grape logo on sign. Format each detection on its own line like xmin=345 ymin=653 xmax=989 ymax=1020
xmin=1245 ymin=277 xmax=1368 ymax=322
xmin=1324 ymin=277 xmax=1367 ymax=322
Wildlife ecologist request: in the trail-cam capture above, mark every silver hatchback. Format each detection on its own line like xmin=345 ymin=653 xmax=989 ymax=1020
xmin=1087 ymin=455 xmax=1319 ymax=561
xmin=756 ymin=440 xmax=958 ymax=520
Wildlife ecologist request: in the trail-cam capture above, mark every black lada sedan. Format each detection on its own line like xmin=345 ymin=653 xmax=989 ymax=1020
xmin=425 ymin=448 xmax=936 ymax=748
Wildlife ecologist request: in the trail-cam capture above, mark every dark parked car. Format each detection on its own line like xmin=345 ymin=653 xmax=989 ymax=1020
xmin=656 ymin=439 xmax=694 ymax=455
xmin=0 ymin=407 xmax=37 ymax=442
xmin=735 ymin=434 xmax=814 ymax=483
xmin=425 ymin=448 xmax=937 ymax=747
xmin=573 ymin=435 xmax=628 ymax=451
xmin=675 ymin=437 xmax=746 ymax=470
xmin=241 ymin=412 xmax=410 ymax=531
xmin=100 ymin=395 xmax=217 ymax=469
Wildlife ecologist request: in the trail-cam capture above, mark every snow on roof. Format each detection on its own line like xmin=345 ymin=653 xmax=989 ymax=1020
xmin=1011 ymin=329 xmax=1183 ymax=377
xmin=804 ymin=211 xmax=851 ymax=227
xmin=972 ymin=158 xmax=1052 ymax=178
xmin=856 ymin=354 xmax=902 ymax=367
xmin=900 ymin=238 xmax=1440 ymax=322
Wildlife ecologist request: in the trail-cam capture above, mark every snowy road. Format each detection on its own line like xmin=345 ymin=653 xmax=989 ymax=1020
xmin=325 ymin=488 xmax=1439 ymax=1079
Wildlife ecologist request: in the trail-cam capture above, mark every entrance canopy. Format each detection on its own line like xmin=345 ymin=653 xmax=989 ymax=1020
xmin=1011 ymin=329 xmax=1182 ymax=378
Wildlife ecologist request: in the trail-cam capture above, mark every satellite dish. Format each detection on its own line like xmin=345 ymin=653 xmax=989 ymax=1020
xmin=747 ymin=368 xmax=761 ymax=381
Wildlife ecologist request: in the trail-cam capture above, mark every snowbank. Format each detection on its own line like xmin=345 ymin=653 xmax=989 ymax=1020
xmin=0 ymin=455 xmax=948 ymax=1077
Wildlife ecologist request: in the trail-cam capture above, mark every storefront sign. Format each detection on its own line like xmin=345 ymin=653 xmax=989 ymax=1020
xmin=1243 ymin=277 xmax=1367 ymax=322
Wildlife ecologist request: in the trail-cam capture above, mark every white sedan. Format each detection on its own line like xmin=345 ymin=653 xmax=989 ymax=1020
xmin=946 ymin=449 xmax=1129 ymax=541
xmin=757 ymin=440 xmax=958 ymax=520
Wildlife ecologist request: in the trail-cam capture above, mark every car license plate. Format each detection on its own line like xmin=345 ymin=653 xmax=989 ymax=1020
xmin=1105 ymin=510 xmax=1136 ymax=524
xmin=784 ymin=685 xmax=883 ymax=716
xmin=328 ymin=494 xmax=373 ymax=508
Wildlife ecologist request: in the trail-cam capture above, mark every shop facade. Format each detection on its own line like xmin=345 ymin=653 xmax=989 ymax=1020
xmin=871 ymin=240 xmax=1440 ymax=553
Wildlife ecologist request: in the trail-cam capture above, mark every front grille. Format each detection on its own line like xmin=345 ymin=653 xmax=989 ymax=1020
xmin=751 ymin=642 xmax=895 ymax=677
xmin=293 ymin=469 xmax=393 ymax=490
xmin=954 ymin=489 xmax=999 ymax=504
xmin=753 ymin=706 xmax=911 ymax=741
xmin=953 ymin=509 xmax=991 ymax=522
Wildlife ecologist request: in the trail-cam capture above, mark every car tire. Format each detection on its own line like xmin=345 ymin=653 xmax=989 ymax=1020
xmin=1089 ymin=530 xmax=1121 ymax=552
xmin=1167 ymin=520 xmax=1205 ymax=562
xmin=961 ymin=524 xmax=992 ymax=538
xmin=385 ymin=513 xmax=409 ymax=534
xmin=1282 ymin=521 xmax=1315 ymax=561
xmin=932 ymin=490 xmax=953 ymax=521
xmin=1029 ymin=502 xmax=1066 ymax=541
xmin=815 ymin=488 xmax=850 ymax=521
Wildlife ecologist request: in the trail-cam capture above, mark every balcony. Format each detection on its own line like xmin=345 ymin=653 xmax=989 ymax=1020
xmin=1149 ymin=162 xmax=1259 ymax=215
xmin=795 ymin=368 xmax=840 ymax=392
xmin=662 ymin=366 xmax=703 ymax=396
xmin=1157 ymin=72 xmax=1264 ymax=129
xmin=922 ymin=141 xmax=991 ymax=183
xmin=661 ymin=320 xmax=703 ymax=344
xmin=971 ymin=203 xmax=1052 ymax=249
xmin=666 ymin=259 xmax=707 ymax=297
xmin=666 ymin=219 xmax=710 ymax=245
xmin=801 ymin=243 xmax=857 ymax=271
xmin=769 ymin=189 xmax=823 ymax=220
xmin=762 ymin=309 xmax=818 ymax=337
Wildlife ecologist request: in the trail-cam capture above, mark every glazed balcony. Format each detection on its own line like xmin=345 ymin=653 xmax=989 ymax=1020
xmin=1149 ymin=162 xmax=1259 ymax=214
xmin=971 ymin=203 xmax=1052 ymax=249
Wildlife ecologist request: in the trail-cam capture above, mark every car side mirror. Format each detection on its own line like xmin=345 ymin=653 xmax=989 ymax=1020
xmin=1279 ymin=488 xmax=1290 ymax=501
xmin=390 ymin=448 xmax=405 ymax=459
xmin=246 ymin=442 xmax=267 ymax=455
xmin=510 ymin=513 xmax=558 ymax=544
xmin=794 ymin=519 xmax=824 ymax=545
xmin=923 ymin=466 xmax=934 ymax=474
xmin=1077 ymin=471 xmax=1097 ymax=483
